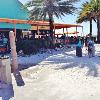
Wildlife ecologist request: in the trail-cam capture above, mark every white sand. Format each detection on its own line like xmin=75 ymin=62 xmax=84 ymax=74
xmin=1 ymin=44 xmax=100 ymax=100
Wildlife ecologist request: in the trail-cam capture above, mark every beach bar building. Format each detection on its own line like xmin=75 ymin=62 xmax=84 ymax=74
xmin=0 ymin=0 xmax=32 ymax=73
xmin=0 ymin=0 xmax=31 ymax=37
xmin=0 ymin=0 xmax=32 ymax=54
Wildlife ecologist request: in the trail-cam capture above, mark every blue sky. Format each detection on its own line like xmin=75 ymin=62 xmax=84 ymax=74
xmin=19 ymin=0 xmax=97 ymax=36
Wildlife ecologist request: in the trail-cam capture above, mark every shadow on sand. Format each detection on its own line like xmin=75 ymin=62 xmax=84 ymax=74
xmin=0 ymin=71 xmax=25 ymax=100
xmin=46 ymin=50 xmax=100 ymax=77
xmin=18 ymin=47 xmax=100 ymax=77
xmin=13 ymin=71 xmax=25 ymax=86
xmin=0 ymin=84 xmax=14 ymax=100
xmin=18 ymin=47 xmax=75 ymax=71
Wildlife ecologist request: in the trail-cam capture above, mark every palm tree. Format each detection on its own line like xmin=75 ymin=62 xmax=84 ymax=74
xmin=77 ymin=0 xmax=100 ymax=39
xmin=76 ymin=1 xmax=94 ymax=36
xmin=91 ymin=0 xmax=100 ymax=42
xmin=26 ymin=0 xmax=79 ymax=39
xmin=97 ymin=10 xmax=100 ymax=42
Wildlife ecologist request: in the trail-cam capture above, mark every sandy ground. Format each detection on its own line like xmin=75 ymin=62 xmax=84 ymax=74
xmin=0 ymin=44 xmax=100 ymax=100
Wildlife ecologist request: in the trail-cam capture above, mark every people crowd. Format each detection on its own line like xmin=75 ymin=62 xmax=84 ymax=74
xmin=23 ymin=33 xmax=96 ymax=58
xmin=75 ymin=36 xmax=95 ymax=58
xmin=55 ymin=35 xmax=96 ymax=58
xmin=0 ymin=34 xmax=8 ymax=55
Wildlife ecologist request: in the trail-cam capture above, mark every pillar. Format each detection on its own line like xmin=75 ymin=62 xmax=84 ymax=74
xmin=9 ymin=31 xmax=18 ymax=72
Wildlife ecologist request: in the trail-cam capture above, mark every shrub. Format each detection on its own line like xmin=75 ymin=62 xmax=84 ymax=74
xmin=20 ymin=40 xmax=38 ymax=55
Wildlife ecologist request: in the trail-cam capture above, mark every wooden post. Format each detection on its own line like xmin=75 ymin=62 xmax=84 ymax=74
xmin=82 ymin=26 xmax=84 ymax=37
xmin=54 ymin=24 xmax=56 ymax=37
xmin=63 ymin=28 xmax=64 ymax=34
xmin=66 ymin=28 xmax=69 ymax=44
xmin=66 ymin=28 xmax=68 ymax=37
xmin=14 ymin=23 xmax=16 ymax=38
xmin=76 ymin=27 xmax=78 ymax=37
xmin=37 ymin=24 xmax=39 ymax=39
xmin=9 ymin=31 xmax=18 ymax=72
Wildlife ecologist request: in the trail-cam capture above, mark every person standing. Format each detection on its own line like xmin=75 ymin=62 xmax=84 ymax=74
xmin=87 ymin=37 xmax=95 ymax=57
xmin=76 ymin=38 xmax=82 ymax=57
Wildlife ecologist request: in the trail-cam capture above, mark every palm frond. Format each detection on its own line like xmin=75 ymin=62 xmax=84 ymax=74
xmin=25 ymin=0 xmax=79 ymax=21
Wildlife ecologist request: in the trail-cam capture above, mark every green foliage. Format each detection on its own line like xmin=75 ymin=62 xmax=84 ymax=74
xmin=16 ymin=38 xmax=52 ymax=55
xmin=25 ymin=0 xmax=79 ymax=20
xmin=25 ymin=0 xmax=79 ymax=39
xmin=18 ymin=40 xmax=38 ymax=55
xmin=76 ymin=1 xmax=92 ymax=23
xmin=76 ymin=0 xmax=100 ymax=39
xmin=76 ymin=0 xmax=100 ymax=23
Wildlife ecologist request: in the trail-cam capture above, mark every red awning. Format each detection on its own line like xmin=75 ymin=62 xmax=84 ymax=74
xmin=0 ymin=18 xmax=49 ymax=25
xmin=0 ymin=18 xmax=82 ymax=29
xmin=54 ymin=23 xmax=82 ymax=29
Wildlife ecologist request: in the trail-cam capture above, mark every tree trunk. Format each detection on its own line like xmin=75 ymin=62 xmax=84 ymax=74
xmin=48 ymin=13 xmax=54 ymax=39
xmin=97 ymin=16 xmax=100 ymax=42
xmin=90 ymin=19 xmax=92 ymax=37
xmin=48 ymin=13 xmax=55 ymax=48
